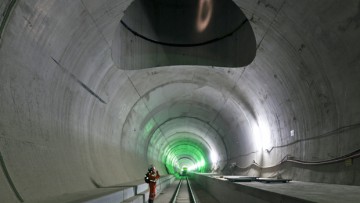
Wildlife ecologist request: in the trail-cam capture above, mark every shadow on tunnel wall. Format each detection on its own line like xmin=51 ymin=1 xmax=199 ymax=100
xmin=112 ymin=0 xmax=257 ymax=69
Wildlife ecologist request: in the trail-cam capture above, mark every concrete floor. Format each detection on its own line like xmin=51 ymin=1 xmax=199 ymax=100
xmin=154 ymin=174 xmax=360 ymax=203
xmin=190 ymin=181 xmax=219 ymax=203
xmin=194 ymin=174 xmax=360 ymax=203
xmin=155 ymin=180 xmax=179 ymax=203
xmin=237 ymin=181 xmax=360 ymax=203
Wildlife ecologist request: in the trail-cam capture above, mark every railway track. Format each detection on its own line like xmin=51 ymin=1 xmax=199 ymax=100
xmin=170 ymin=177 xmax=197 ymax=203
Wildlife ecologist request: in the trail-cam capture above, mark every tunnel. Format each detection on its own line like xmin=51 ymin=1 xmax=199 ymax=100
xmin=0 ymin=0 xmax=360 ymax=202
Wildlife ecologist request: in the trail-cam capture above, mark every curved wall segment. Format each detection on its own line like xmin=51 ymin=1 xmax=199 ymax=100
xmin=0 ymin=0 xmax=360 ymax=202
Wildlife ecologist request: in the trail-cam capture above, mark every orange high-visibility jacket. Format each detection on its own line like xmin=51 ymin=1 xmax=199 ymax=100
xmin=147 ymin=171 xmax=160 ymax=200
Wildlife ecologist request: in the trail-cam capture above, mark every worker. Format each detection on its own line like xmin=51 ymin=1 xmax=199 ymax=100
xmin=146 ymin=165 xmax=160 ymax=203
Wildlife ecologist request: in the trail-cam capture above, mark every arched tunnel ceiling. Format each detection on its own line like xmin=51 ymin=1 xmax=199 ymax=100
xmin=0 ymin=0 xmax=360 ymax=202
xmin=121 ymin=68 xmax=256 ymax=170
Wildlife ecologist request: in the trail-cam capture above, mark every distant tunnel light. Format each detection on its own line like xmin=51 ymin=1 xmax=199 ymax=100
xmin=290 ymin=130 xmax=295 ymax=137
xmin=188 ymin=159 xmax=205 ymax=171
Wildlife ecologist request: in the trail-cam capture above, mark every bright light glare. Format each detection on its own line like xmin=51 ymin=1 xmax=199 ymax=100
xmin=210 ymin=150 xmax=218 ymax=163
xmin=252 ymin=123 xmax=262 ymax=150
xmin=188 ymin=159 xmax=205 ymax=171
xmin=252 ymin=118 xmax=271 ymax=150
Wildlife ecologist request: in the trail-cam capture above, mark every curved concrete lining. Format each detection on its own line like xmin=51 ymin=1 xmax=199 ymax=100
xmin=0 ymin=0 xmax=360 ymax=202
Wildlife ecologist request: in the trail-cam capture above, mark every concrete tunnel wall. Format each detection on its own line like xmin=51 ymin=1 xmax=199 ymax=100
xmin=0 ymin=0 xmax=360 ymax=202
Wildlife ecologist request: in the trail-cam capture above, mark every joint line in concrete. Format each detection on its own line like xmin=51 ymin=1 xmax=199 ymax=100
xmin=0 ymin=151 xmax=24 ymax=202
xmin=51 ymin=57 xmax=107 ymax=104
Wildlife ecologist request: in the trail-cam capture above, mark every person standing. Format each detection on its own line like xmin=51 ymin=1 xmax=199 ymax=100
xmin=146 ymin=165 xmax=160 ymax=203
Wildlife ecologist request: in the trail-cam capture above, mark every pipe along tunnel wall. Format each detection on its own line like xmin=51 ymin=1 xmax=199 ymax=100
xmin=0 ymin=0 xmax=360 ymax=202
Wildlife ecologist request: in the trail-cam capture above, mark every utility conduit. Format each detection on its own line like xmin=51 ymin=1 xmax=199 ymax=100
xmin=234 ymin=148 xmax=360 ymax=169
xmin=266 ymin=123 xmax=360 ymax=153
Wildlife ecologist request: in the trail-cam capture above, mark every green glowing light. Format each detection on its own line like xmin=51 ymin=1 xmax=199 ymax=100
xmin=145 ymin=120 xmax=155 ymax=133
xmin=188 ymin=159 xmax=205 ymax=171
xmin=162 ymin=138 xmax=210 ymax=174
xmin=146 ymin=129 xmax=214 ymax=174
xmin=143 ymin=119 xmax=156 ymax=138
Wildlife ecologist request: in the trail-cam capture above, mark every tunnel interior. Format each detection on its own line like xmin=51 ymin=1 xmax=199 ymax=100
xmin=0 ymin=0 xmax=360 ymax=202
xmin=115 ymin=0 xmax=257 ymax=69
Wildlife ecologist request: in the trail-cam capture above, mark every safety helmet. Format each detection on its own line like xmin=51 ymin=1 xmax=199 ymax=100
xmin=148 ymin=164 xmax=155 ymax=172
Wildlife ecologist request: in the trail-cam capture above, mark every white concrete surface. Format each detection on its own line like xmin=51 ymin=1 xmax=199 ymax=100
xmin=0 ymin=0 xmax=359 ymax=202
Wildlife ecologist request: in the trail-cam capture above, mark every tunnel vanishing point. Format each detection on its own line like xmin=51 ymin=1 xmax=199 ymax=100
xmin=0 ymin=0 xmax=360 ymax=202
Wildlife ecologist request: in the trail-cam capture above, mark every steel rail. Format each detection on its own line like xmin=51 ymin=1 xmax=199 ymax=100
xmin=171 ymin=179 xmax=182 ymax=203
xmin=186 ymin=177 xmax=197 ymax=203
